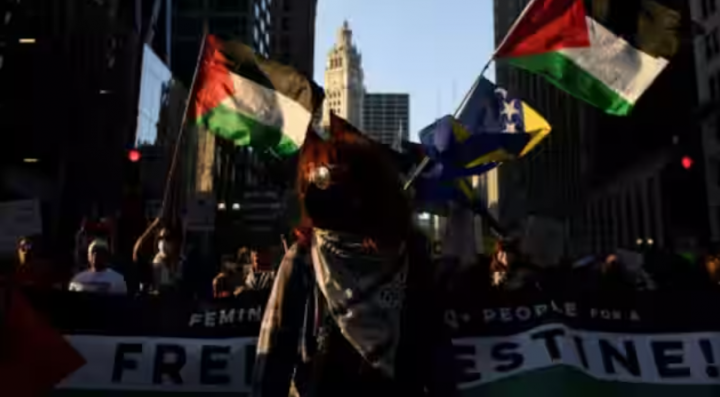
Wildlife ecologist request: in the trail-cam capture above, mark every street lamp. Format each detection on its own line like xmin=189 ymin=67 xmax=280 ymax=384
xmin=218 ymin=202 xmax=226 ymax=211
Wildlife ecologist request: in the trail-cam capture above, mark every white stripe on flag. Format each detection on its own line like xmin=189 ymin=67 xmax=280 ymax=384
xmin=221 ymin=74 xmax=312 ymax=147
xmin=559 ymin=17 xmax=669 ymax=105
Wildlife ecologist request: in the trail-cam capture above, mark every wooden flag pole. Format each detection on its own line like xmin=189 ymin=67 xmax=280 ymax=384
xmin=402 ymin=58 xmax=493 ymax=192
xmin=403 ymin=0 xmax=537 ymax=191
xmin=159 ymin=32 xmax=208 ymax=219
xmin=132 ymin=29 xmax=208 ymax=262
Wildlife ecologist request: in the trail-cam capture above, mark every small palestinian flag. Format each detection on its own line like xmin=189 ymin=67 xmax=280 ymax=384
xmin=495 ymin=0 xmax=680 ymax=116
xmin=190 ymin=35 xmax=324 ymax=156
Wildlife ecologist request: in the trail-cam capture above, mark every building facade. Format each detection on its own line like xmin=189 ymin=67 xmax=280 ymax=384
xmin=173 ymin=0 xmax=320 ymax=251
xmin=172 ymin=0 xmax=272 ymax=85
xmin=270 ymin=0 xmax=317 ymax=77
xmin=493 ymin=0 xmax=703 ymax=255
xmin=322 ymin=21 xmax=365 ymax=128
xmin=492 ymin=0 xmax=591 ymax=244
xmin=0 ymin=0 xmax=172 ymax=258
xmin=693 ymin=0 xmax=720 ymax=245
xmin=362 ymin=93 xmax=410 ymax=148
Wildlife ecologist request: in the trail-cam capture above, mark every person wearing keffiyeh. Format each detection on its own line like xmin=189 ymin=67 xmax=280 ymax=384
xmin=252 ymin=114 xmax=458 ymax=397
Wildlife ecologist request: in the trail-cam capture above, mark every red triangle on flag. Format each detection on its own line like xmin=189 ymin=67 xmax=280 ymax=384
xmin=495 ymin=0 xmax=591 ymax=59
xmin=189 ymin=35 xmax=235 ymax=121
xmin=0 ymin=288 xmax=86 ymax=396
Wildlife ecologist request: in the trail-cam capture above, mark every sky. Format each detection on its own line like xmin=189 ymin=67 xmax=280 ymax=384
xmin=313 ymin=0 xmax=496 ymax=142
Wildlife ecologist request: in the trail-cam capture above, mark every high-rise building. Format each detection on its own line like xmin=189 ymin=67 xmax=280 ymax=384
xmin=492 ymin=0 xmax=591 ymax=240
xmin=0 ymin=0 xmax=171 ymax=256
xmin=362 ymin=93 xmax=409 ymax=148
xmin=172 ymin=0 xmax=272 ymax=85
xmin=173 ymin=0 xmax=321 ymax=250
xmin=693 ymin=0 xmax=720 ymax=243
xmin=322 ymin=21 xmax=365 ymax=128
xmin=270 ymin=0 xmax=317 ymax=77
xmin=493 ymin=0 xmax=703 ymax=254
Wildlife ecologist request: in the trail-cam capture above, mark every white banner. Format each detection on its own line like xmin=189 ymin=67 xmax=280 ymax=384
xmin=58 ymin=336 xmax=256 ymax=393
xmin=56 ymin=325 xmax=720 ymax=392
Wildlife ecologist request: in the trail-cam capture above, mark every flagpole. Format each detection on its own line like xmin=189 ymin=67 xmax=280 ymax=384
xmin=403 ymin=0 xmax=538 ymax=237
xmin=159 ymin=31 xmax=208 ymax=219
xmin=403 ymin=0 xmax=537 ymax=188
xmin=402 ymin=58 xmax=493 ymax=192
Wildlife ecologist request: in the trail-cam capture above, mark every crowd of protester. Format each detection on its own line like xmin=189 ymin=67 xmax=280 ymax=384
xmin=439 ymin=237 xmax=720 ymax=297
xmin=2 ymin=229 xmax=279 ymax=299
xmin=5 ymin=117 xmax=720 ymax=397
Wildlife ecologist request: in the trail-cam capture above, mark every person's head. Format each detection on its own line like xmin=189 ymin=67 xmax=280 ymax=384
xmin=237 ymin=247 xmax=251 ymax=264
xmin=706 ymin=255 xmax=720 ymax=281
xmin=17 ymin=236 xmax=33 ymax=265
xmin=296 ymin=115 xmax=412 ymax=249
xmin=251 ymin=249 xmax=272 ymax=271
xmin=157 ymin=227 xmax=179 ymax=257
xmin=600 ymin=253 xmax=625 ymax=279
xmin=495 ymin=238 xmax=521 ymax=267
xmin=87 ymin=239 xmax=110 ymax=271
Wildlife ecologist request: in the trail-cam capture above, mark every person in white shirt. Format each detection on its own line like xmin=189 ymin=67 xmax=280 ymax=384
xmin=69 ymin=239 xmax=127 ymax=295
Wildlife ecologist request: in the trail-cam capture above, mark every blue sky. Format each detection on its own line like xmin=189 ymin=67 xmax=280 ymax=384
xmin=313 ymin=0 xmax=495 ymax=142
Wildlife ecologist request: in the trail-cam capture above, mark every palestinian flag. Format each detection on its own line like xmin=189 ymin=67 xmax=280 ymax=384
xmin=190 ymin=35 xmax=324 ymax=156
xmin=495 ymin=0 xmax=680 ymax=116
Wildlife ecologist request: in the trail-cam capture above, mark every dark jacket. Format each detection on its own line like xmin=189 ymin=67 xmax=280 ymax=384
xmin=252 ymin=231 xmax=458 ymax=397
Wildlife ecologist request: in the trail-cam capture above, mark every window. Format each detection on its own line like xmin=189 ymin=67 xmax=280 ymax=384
xmin=212 ymin=17 xmax=243 ymax=37
xmin=706 ymin=29 xmax=720 ymax=60
xmin=702 ymin=0 xmax=718 ymax=18
xmin=213 ymin=0 xmax=243 ymax=12
xmin=280 ymin=35 xmax=290 ymax=53
xmin=176 ymin=0 xmax=202 ymax=11
xmin=175 ymin=17 xmax=204 ymax=37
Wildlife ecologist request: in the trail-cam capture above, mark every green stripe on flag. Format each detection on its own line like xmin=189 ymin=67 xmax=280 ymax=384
xmin=197 ymin=104 xmax=300 ymax=157
xmin=509 ymin=51 xmax=634 ymax=116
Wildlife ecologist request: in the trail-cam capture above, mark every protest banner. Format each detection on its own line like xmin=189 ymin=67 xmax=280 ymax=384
xmin=23 ymin=289 xmax=720 ymax=396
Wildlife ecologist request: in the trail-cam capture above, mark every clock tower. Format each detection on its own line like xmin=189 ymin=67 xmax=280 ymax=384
xmin=322 ymin=21 xmax=365 ymax=128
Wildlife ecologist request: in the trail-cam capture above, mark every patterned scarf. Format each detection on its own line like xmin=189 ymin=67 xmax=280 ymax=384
xmin=310 ymin=229 xmax=408 ymax=378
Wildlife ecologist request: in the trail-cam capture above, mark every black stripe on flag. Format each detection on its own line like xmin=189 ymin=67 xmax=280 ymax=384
xmin=212 ymin=35 xmax=325 ymax=114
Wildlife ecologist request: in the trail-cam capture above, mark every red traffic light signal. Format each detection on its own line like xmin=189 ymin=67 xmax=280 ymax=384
xmin=128 ymin=149 xmax=141 ymax=162
xmin=681 ymin=156 xmax=693 ymax=170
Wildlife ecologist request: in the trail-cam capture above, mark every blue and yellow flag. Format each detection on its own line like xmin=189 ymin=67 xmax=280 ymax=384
xmin=420 ymin=77 xmax=551 ymax=179
xmin=458 ymin=77 xmax=551 ymax=158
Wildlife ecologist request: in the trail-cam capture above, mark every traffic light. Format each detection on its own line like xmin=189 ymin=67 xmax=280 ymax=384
xmin=124 ymin=149 xmax=141 ymax=193
xmin=128 ymin=149 xmax=141 ymax=163
xmin=681 ymin=156 xmax=693 ymax=170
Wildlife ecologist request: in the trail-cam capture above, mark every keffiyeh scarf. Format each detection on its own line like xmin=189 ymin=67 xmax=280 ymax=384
xmin=310 ymin=229 xmax=408 ymax=378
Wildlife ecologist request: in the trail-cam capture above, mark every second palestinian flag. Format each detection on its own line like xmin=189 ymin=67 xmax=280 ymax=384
xmin=495 ymin=0 xmax=679 ymax=116
xmin=190 ymin=35 xmax=324 ymax=156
